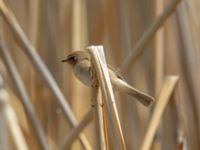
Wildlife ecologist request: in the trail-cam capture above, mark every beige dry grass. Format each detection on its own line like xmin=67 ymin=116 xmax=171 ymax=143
xmin=0 ymin=0 xmax=199 ymax=149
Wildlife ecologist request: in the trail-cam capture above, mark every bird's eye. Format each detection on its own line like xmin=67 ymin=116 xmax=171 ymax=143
xmin=67 ymin=57 xmax=72 ymax=61
xmin=73 ymin=56 xmax=77 ymax=60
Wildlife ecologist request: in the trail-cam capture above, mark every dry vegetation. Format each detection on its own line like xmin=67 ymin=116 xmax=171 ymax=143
xmin=0 ymin=0 xmax=199 ymax=149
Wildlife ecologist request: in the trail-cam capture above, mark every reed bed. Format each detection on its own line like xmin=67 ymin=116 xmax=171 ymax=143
xmin=0 ymin=0 xmax=199 ymax=149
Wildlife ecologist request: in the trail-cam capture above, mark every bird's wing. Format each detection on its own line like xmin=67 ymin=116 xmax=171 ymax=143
xmin=107 ymin=65 xmax=125 ymax=80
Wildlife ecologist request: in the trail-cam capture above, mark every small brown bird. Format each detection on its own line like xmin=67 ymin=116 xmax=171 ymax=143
xmin=61 ymin=51 xmax=154 ymax=106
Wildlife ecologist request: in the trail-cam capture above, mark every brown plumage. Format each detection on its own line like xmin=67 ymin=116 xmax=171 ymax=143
xmin=61 ymin=51 xmax=154 ymax=106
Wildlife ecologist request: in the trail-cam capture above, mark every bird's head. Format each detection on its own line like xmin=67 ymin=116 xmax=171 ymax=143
xmin=61 ymin=51 xmax=90 ymax=66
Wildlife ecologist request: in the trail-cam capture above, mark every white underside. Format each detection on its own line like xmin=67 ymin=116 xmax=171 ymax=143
xmin=73 ymin=63 xmax=93 ymax=86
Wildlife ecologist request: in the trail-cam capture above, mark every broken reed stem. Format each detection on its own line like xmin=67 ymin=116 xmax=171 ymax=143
xmin=119 ymin=0 xmax=181 ymax=74
xmin=94 ymin=88 xmax=107 ymax=150
xmin=0 ymin=45 xmax=48 ymax=150
xmin=88 ymin=46 xmax=126 ymax=150
xmin=60 ymin=109 xmax=94 ymax=150
xmin=141 ymin=76 xmax=179 ymax=150
xmin=90 ymin=50 xmax=108 ymax=150
xmin=0 ymin=81 xmax=28 ymax=150
xmin=0 ymin=1 xmax=91 ymax=149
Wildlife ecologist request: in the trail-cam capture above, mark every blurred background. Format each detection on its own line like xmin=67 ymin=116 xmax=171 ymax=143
xmin=0 ymin=0 xmax=200 ymax=149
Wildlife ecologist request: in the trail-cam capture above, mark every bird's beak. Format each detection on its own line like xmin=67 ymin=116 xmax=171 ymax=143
xmin=61 ymin=57 xmax=69 ymax=62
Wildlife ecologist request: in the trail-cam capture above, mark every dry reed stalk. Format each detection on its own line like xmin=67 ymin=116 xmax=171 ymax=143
xmin=102 ymin=0 xmax=122 ymax=64
xmin=93 ymin=88 xmax=107 ymax=150
xmin=70 ymin=0 xmax=92 ymax=149
xmin=161 ymin=97 xmax=177 ymax=150
xmin=154 ymin=0 xmax=165 ymax=94
xmin=141 ymin=76 xmax=179 ymax=150
xmin=60 ymin=109 xmax=94 ymax=150
xmin=0 ymin=87 xmax=28 ymax=150
xmin=5 ymin=87 xmax=39 ymax=148
xmin=28 ymin=0 xmax=39 ymax=45
xmin=117 ymin=0 xmax=131 ymax=54
xmin=89 ymin=48 xmax=108 ymax=150
xmin=117 ymin=1 xmax=151 ymax=149
xmin=165 ymin=8 xmax=197 ymax=149
xmin=164 ymin=16 xmax=185 ymax=150
xmin=42 ymin=1 xmax=64 ymax=148
xmin=176 ymin=3 xmax=200 ymax=149
xmin=0 ymin=1 xmax=91 ymax=149
xmin=161 ymin=14 xmax=179 ymax=150
xmin=0 ymin=94 xmax=7 ymax=150
xmin=87 ymin=0 xmax=104 ymax=44
xmin=153 ymin=0 xmax=171 ymax=149
xmin=0 ymin=45 xmax=48 ymax=149
xmin=88 ymin=45 xmax=126 ymax=150
xmin=119 ymin=0 xmax=181 ymax=74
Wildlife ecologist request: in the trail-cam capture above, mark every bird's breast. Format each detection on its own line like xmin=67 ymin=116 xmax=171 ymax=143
xmin=73 ymin=63 xmax=93 ymax=87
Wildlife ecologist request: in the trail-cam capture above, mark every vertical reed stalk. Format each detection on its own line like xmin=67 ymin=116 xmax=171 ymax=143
xmin=88 ymin=45 xmax=126 ymax=150
xmin=94 ymin=88 xmax=107 ymax=150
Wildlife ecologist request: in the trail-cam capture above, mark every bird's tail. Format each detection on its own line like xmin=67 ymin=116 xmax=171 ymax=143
xmin=127 ymin=86 xmax=154 ymax=106
xmin=111 ymin=78 xmax=154 ymax=106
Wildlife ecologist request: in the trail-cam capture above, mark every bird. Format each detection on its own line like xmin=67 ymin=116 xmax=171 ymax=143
xmin=61 ymin=51 xmax=154 ymax=106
